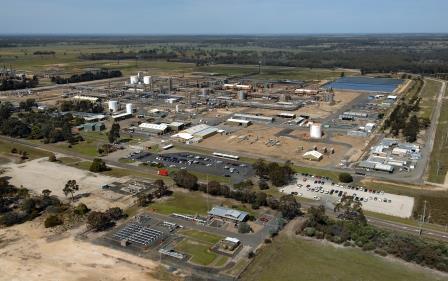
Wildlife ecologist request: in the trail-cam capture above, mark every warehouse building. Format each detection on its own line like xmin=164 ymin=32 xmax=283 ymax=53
xmin=76 ymin=122 xmax=105 ymax=132
xmin=233 ymin=113 xmax=273 ymax=124
xmin=208 ymin=206 xmax=248 ymax=224
xmin=226 ymin=118 xmax=252 ymax=127
xmin=138 ymin=123 xmax=169 ymax=135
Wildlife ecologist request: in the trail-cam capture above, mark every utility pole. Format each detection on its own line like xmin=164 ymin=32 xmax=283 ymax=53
xmin=419 ymin=200 xmax=427 ymax=236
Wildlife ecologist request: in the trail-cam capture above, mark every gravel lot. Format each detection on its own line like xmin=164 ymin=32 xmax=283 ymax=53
xmin=280 ymin=175 xmax=414 ymax=218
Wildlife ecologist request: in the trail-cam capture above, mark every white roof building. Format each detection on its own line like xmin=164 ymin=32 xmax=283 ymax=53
xmin=139 ymin=123 xmax=168 ymax=132
xmin=303 ymin=150 xmax=323 ymax=161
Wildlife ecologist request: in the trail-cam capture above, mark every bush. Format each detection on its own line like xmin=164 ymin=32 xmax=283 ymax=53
xmin=238 ymin=222 xmax=251 ymax=234
xmin=362 ymin=242 xmax=376 ymax=251
xmin=89 ymin=158 xmax=110 ymax=172
xmin=374 ymin=249 xmax=388 ymax=257
xmin=10 ymin=148 xmax=17 ymax=154
xmin=44 ymin=215 xmax=63 ymax=228
xmin=264 ymin=238 xmax=272 ymax=244
xmin=248 ymin=251 xmax=255 ymax=259
xmin=74 ymin=203 xmax=90 ymax=216
xmin=303 ymin=227 xmax=316 ymax=237
xmin=338 ymin=173 xmax=353 ymax=183
xmin=48 ymin=154 xmax=57 ymax=162
xmin=343 ymin=241 xmax=352 ymax=247
xmin=258 ymin=180 xmax=269 ymax=190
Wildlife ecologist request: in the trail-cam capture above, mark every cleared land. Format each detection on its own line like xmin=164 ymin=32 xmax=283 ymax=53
xmin=419 ymin=79 xmax=443 ymax=119
xmin=241 ymin=234 xmax=446 ymax=281
xmin=198 ymin=124 xmax=350 ymax=167
xmin=0 ymin=220 xmax=160 ymax=281
xmin=427 ymin=84 xmax=448 ymax=184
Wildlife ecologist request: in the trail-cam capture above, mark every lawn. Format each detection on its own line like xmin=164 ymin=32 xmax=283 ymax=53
xmin=149 ymin=190 xmax=257 ymax=216
xmin=419 ymin=79 xmax=442 ymax=119
xmin=427 ymin=87 xmax=448 ymax=183
xmin=241 ymin=234 xmax=446 ymax=281
xmin=0 ymin=139 xmax=52 ymax=160
xmin=179 ymin=229 xmax=222 ymax=244
xmin=175 ymin=239 xmax=218 ymax=266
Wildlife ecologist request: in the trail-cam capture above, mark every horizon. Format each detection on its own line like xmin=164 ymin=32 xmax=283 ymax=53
xmin=1 ymin=0 xmax=447 ymax=34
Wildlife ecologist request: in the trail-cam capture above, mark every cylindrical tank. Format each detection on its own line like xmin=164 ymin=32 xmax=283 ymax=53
xmin=125 ymin=103 xmax=133 ymax=114
xmin=238 ymin=91 xmax=247 ymax=100
xmin=108 ymin=100 xmax=118 ymax=113
xmin=310 ymin=123 xmax=322 ymax=139
xmin=143 ymin=76 xmax=152 ymax=85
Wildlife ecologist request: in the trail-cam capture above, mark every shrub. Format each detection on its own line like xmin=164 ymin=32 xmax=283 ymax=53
xmin=303 ymin=227 xmax=316 ymax=237
xmin=264 ymin=238 xmax=272 ymax=244
xmin=343 ymin=241 xmax=352 ymax=247
xmin=74 ymin=203 xmax=90 ymax=216
xmin=89 ymin=158 xmax=110 ymax=172
xmin=10 ymin=148 xmax=17 ymax=154
xmin=338 ymin=173 xmax=353 ymax=183
xmin=48 ymin=154 xmax=57 ymax=162
xmin=362 ymin=242 xmax=376 ymax=251
xmin=258 ymin=180 xmax=269 ymax=190
xmin=238 ymin=222 xmax=251 ymax=234
xmin=374 ymin=249 xmax=388 ymax=257
xmin=248 ymin=251 xmax=255 ymax=259
xmin=44 ymin=215 xmax=63 ymax=228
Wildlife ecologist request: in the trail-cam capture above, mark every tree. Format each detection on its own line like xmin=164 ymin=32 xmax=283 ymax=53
xmin=89 ymin=158 xmax=109 ymax=172
xmin=172 ymin=170 xmax=198 ymax=190
xmin=137 ymin=192 xmax=154 ymax=207
xmin=42 ymin=189 xmax=52 ymax=197
xmin=334 ymin=195 xmax=366 ymax=225
xmin=153 ymin=179 xmax=169 ymax=198
xmin=44 ymin=215 xmax=63 ymax=228
xmin=279 ymin=194 xmax=301 ymax=219
xmin=74 ymin=203 xmax=90 ymax=216
xmin=108 ymin=122 xmax=120 ymax=144
xmin=338 ymin=173 xmax=353 ymax=183
xmin=86 ymin=211 xmax=114 ymax=231
xmin=238 ymin=222 xmax=251 ymax=233
xmin=105 ymin=207 xmax=127 ymax=221
xmin=258 ymin=180 xmax=269 ymax=190
xmin=63 ymin=180 xmax=79 ymax=201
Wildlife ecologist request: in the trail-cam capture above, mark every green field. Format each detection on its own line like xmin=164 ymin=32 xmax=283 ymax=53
xmin=175 ymin=239 xmax=218 ymax=266
xmin=0 ymin=139 xmax=52 ymax=160
xmin=179 ymin=229 xmax=223 ymax=244
xmin=148 ymin=190 xmax=256 ymax=216
xmin=419 ymin=79 xmax=443 ymax=119
xmin=241 ymin=234 xmax=446 ymax=281
xmin=427 ymin=84 xmax=448 ymax=183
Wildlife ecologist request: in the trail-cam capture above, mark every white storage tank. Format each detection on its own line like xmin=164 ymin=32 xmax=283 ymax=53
xmin=310 ymin=123 xmax=322 ymax=139
xmin=108 ymin=100 xmax=118 ymax=113
xmin=130 ymin=75 xmax=138 ymax=84
xmin=143 ymin=76 xmax=152 ymax=85
xmin=125 ymin=103 xmax=133 ymax=114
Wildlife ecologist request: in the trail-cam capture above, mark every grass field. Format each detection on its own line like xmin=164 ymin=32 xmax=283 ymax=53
xmin=419 ymin=79 xmax=443 ymax=119
xmin=148 ymin=190 xmax=256 ymax=216
xmin=427 ymin=85 xmax=448 ymax=183
xmin=241 ymin=235 xmax=446 ymax=281
xmin=0 ymin=139 xmax=52 ymax=160
xmin=175 ymin=239 xmax=218 ymax=266
xmin=179 ymin=229 xmax=222 ymax=244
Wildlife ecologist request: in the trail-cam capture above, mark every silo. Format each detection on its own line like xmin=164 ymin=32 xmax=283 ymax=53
xmin=238 ymin=91 xmax=247 ymax=100
xmin=310 ymin=123 xmax=322 ymax=139
xmin=125 ymin=103 xmax=133 ymax=114
xmin=130 ymin=76 xmax=138 ymax=84
xmin=108 ymin=100 xmax=118 ymax=113
xmin=143 ymin=76 xmax=152 ymax=85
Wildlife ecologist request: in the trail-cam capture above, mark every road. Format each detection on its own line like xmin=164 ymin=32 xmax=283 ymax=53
xmin=2 ymin=135 xmax=448 ymax=242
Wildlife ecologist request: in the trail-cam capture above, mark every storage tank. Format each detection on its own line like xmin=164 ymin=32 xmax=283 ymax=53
xmin=143 ymin=76 xmax=152 ymax=85
xmin=125 ymin=103 xmax=133 ymax=114
xmin=108 ymin=100 xmax=118 ymax=113
xmin=310 ymin=123 xmax=322 ymax=139
xmin=238 ymin=91 xmax=247 ymax=100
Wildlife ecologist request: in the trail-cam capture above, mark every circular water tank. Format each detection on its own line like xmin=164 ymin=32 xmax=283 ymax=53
xmin=125 ymin=103 xmax=133 ymax=114
xmin=108 ymin=100 xmax=118 ymax=113
xmin=310 ymin=123 xmax=322 ymax=139
xmin=130 ymin=76 xmax=138 ymax=84
xmin=143 ymin=76 xmax=152 ymax=85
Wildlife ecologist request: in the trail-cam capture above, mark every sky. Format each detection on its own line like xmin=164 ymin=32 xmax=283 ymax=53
xmin=0 ymin=0 xmax=447 ymax=34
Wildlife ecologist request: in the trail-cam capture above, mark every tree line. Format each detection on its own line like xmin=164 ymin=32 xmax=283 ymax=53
xmin=59 ymin=100 xmax=104 ymax=113
xmin=0 ymin=75 xmax=39 ymax=91
xmin=51 ymin=70 xmax=122 ymax=84
xmin=300 ymin=196 xmax=448 ymax=273
xmin=171 ymin=170 xmax=301 ymax=219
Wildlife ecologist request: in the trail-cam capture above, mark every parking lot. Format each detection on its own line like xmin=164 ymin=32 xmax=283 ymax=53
xmin=129 ymin=151 xmax=253 ymax=183
xmin=280 ymin=174 xmax=414 ymax=218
